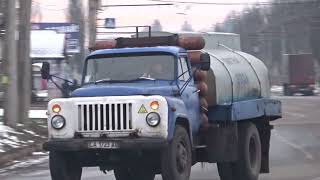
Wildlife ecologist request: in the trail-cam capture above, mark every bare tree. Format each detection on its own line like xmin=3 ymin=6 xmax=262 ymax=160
xmin=17 ymin=0 xmax=32 ymax=124
xmin=69 ymin=0 xmax=85 ymax=74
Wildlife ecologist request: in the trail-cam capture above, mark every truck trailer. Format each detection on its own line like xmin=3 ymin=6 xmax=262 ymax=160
xmin=282 ymin=53 xmax=316 ymax=96
xmin=42 ymin=34 xmax=281 ymax=180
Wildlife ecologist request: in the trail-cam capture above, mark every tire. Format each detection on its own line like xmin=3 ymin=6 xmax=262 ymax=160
xmin=114 ymin=167 xmax=155 ymax=180
xmin=217 ymin=122 xmax=261 ymax=180
xmin=303 ymin=91 xmax=314 ymax=96
xmin=49 ymin=151 xmax=82 ymax=180
xmin=161 ymin=125 xmax=192 ymax=180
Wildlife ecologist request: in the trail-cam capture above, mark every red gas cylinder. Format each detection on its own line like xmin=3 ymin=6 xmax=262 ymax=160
xmin=89 ymin=40 xmax=117 ymax=51
xmin=188 ymin=51 xmax=202 ymax=65
xmin=178 ymin=36 xmax=205 ymax=50
xmin=194 ymin=70 xmax=207 ymax=82
xmin=197 ymin=81 xmax=208 ymax=97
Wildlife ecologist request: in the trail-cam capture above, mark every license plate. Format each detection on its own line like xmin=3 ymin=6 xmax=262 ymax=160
xmin=88 ymin=141 xmax=119 ymax=149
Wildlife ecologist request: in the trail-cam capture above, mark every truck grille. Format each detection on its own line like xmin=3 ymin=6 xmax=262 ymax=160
xmin=78 ymin=103 xmax=133 ymax=131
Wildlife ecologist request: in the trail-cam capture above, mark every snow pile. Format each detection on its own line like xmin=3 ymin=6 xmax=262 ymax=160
xmin=0 ymin=109 xmax=47 ymax=119
xmin=0 ymin=152 xmax=48 ymax=175
xmin=271 ymin=85 xmax=283 ymax=96
xmin=0 ymin=122 xmax=27 ymax=153
xmin=28 ymin=110 xmax=47 ymax=119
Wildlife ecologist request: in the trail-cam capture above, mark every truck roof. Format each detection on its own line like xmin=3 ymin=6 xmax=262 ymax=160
xmin=88 ymin=46 xmax=186 ymax=58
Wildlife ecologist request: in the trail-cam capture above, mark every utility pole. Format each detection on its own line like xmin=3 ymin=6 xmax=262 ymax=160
xmin=3 ymin=0 xmax=18 ymax=127
xmin=88 ymin=0 xmax=100 ymax=48
xmin=17 ymin=0 xmax=32 ymax=124
xmin=69 ymin=0 xmax=85 ymax=74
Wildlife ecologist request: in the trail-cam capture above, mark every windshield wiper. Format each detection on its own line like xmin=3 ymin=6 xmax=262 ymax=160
xmin=94 ymin=79 xmax=127 ymax=84
xmin=94 ymin=77 xmax=156 ymax=84
xmin=136 ymin=77 xmax=156 ymax=81
xmin=126 ymin=77 xmax=156 ymax=82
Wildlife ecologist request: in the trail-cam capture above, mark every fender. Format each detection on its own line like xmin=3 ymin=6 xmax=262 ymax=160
xmin=165 ymin=96 xmax=194 ymax=145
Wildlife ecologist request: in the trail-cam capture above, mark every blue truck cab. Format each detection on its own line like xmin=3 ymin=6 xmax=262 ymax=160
xmin=43 ymin=40 xmax=281 ymax=180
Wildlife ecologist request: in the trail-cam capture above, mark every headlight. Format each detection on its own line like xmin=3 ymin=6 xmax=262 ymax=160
xmin=51 ymin=115 xmax=66 ymax=130
xmin=146 ymin=112 xmax=161 ymax=127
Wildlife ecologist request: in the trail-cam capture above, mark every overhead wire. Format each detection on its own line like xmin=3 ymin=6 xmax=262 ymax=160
xmin=148 ymin=0 xmax=320 ymax=6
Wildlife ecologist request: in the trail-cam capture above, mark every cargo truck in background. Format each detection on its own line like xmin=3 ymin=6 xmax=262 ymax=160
xmin=283 ymin=53 xmax=316 ymax=96
xmin=41 ymin=32 xmax=281 ymax=180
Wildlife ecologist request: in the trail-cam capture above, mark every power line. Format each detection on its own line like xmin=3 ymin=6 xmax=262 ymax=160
xmin=100 ymin=3 xmax=173 ymax=7
xmin=149 ymin=0 xmax=320 ymax=6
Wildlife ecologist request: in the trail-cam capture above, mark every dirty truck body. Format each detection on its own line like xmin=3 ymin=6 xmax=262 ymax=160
xmin=44 ymin=38 xmax=281 ymax=180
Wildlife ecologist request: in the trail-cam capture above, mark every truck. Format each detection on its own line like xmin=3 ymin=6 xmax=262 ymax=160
xmin=42 ymin=33 xmax=281 ymax=180
xmin=282 ymin=53 xmax=316 ymax=96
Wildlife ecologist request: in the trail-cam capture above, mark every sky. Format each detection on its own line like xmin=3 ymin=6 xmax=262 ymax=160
xmin=32 ymin=0 xmax=263 ymax=31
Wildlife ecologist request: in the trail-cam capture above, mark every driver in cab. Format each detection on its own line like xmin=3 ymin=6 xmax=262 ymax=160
xmin=142 ymin=63 xmax=165 ymax=79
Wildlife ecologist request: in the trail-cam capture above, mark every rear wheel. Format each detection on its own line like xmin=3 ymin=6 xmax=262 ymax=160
xmin=49 ymin=151 xmax=82 ymax=180
xmin=114 ymin=167 xmax=155 ymax=180
xmin=217 ymin=122 xmax=261 ymax=180
xmin=161 ymin=125 xmax=192 ymax=180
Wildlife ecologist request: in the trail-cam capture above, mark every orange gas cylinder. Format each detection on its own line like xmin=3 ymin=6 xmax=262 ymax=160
xmin=197 ymin=81 xmax=208 ymax=97
xmin=89 ymin=40 xmax=117 ymax=51
xmin=178 ymin=35 xmax=205 ymax=50
xmin=188 ymin=51 xmax=202 ymax=65
xmin=194 ymin=70 xmax=207 ymax=82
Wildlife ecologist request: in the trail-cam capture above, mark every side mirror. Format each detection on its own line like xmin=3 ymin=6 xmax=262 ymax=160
xmin=200 ymin=53 xmax=211 ymax=71
xmin=41 ymin=62 xmax=51 ymax=79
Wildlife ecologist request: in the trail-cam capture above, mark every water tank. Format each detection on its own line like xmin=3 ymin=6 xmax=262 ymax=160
xmin=204 ymin=48 xmax=270 ymax=106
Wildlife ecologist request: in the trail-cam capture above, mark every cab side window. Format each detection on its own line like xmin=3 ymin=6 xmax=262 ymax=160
xmin=178 ymin=57 xmax=190 ymax=81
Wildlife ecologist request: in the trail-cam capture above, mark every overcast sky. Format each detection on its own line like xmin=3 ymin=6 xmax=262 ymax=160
xmin=33 ymin=0 xmax=264 ymax=31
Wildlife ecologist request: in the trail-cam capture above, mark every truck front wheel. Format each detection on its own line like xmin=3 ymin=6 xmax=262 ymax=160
xmin=49 ymin=151 xmax=82 ymax=180
xmin=161 ymin=125 xmax=192 ymax=180
xmin=217 ymin=122 xmax=261 ymax=180
xmin=114 ymin=167 xmax=155 ymax=180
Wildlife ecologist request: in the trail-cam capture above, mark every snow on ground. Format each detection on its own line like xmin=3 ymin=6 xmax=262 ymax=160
xmin=0 ymin=122 xmax=28 ymax=153
xmin=0 ymin=152 xmax=48 ymax=175
xmin=0 ymin=109 xmax=47 ymax=119
xmin=271 ymin=85 xmax=283 ymax=93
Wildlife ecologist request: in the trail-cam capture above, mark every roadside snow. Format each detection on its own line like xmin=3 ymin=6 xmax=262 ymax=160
xmin=0 ymin=122 xmax=34 ymax=153
xmin=0 ymin=155 xmax=48 ymax=175
xmin=271 ymin=85 xmax=283 ymax=94
xmin=0 ymin=122 xmax=23 ymax=135
xmin=0 ymin=109 xmax=47 ymax=119
xmin=32 ymin=151 xmax=48 ymax=156
xmin=23 ymin=129 xmax=40 ymax=137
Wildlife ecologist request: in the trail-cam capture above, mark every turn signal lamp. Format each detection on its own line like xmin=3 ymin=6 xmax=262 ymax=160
xmin=150 ymin=101 xmax=159 ymax=110
xmin=52 ymin=104 xmax=61 ymax=113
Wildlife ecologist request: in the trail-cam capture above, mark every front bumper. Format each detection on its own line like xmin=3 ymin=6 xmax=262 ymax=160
xmin=43 ymin=138 xmax=167 ymax=151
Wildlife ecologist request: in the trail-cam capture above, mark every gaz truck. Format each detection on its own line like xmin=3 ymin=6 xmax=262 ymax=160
xmin=42 ymin=33 xmax=281 ymax=180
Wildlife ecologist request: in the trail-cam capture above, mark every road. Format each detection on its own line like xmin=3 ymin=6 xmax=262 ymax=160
xmin=1 ymin=96 xmax=320 ymax=180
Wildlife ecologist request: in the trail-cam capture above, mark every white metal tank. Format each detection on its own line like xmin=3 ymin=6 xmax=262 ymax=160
xmin=204 ymin=47 xmax=270 ymax=106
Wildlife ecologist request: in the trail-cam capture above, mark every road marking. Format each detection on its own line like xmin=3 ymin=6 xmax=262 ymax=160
xmin=273 ymin=130 xmax=314 ymax=160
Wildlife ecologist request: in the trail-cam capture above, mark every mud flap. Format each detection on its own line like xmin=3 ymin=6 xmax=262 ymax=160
xmin=257 ymin=123 xmax=273 ymax=173
xmin=205 ymin=123 xmax=238 ymax=163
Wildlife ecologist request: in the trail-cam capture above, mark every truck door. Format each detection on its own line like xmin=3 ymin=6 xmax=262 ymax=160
xmin=178 ymin=56 xmax=201 ymax=134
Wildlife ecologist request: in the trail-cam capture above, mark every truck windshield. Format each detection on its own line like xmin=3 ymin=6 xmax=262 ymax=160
xmin=84 ymin=54 xmax=175 ymax=84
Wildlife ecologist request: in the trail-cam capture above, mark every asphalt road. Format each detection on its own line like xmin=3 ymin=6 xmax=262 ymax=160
xmin=1 ymin=95 xmax=320 ymax=180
